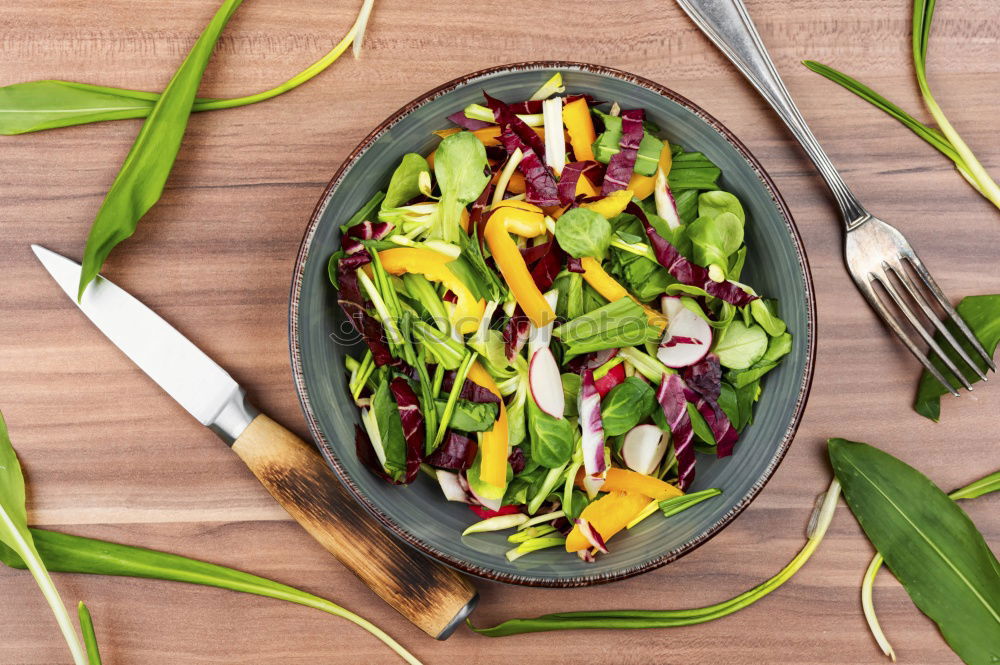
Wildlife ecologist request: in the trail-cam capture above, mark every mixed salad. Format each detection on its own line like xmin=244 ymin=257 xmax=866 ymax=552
xmin=330 ymin=73 xmax=791 ymax=562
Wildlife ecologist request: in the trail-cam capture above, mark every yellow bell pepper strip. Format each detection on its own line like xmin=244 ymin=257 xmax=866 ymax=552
xmin=579 ymin=257 xmax=668 ymax=330
xmin=483 ymin=201 xmax=556 ymax=328
xmin=575 ymin=467 xmax=683 ymax=501
xmin=628 ymin=144 xmax=673 ymax=200
xmin=467 ymin=361 xmax=509 ymax=489
xmin=562 ymin=97 xmax=596 ymax=161
xmin=565 ymin=491 xmax=650 ymax=552
xmin=378 ymin=248 xmax=485 ymax=334
xmin=492 ymin=168 xmax=526 ymax=194
xmin=575 ymin=174 xmax=599 ymax=198
xmin=580 ymin=189 xmax=633 ymax=219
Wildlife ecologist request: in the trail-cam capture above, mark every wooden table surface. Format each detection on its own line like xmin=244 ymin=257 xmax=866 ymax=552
xmin=1 ymin=1 xmax=998 ymax=663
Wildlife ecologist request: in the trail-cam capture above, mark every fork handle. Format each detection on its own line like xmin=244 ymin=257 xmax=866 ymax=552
xmin=675 ymin=0 xmax=869 ymax=228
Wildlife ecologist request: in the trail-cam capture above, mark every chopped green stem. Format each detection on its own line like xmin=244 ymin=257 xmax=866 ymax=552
xmin=527 ymin=464 xmax=569 ymax=515
xmin=431 ymin=351 xmax=475 ymax=449
xmin=517 ymin=510 xmax=566 ymax=531
xmin=77 ymin=603 xmax=103 ymax=665
xmin=611 ymin=237 xmax=657 ymax=262
xmin=618 ymin=347 xmax=672 ymax=384
xmin=659 ymin=488 xmax=722 ymax=518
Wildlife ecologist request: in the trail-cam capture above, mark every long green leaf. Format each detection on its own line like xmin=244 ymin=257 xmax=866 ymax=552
xmin=0 ymin=0 xmax=373 ymax=136
xmin=0 ymin=414 xmax=88 ymax=665
xmin=913 ymin=295 xmax=1000 ymax=421
xmin=76 ymin=0 xmax=244 ymax=297
xmin=829 ymin=439 xmax=1000 ymax=665
xmin=862 ymin=470 xmax=1000 ymax=661
xmin=0 ymin=528 xmax=422 ymax=665
xmin=77 ymin=603 xmax=103 ymax=665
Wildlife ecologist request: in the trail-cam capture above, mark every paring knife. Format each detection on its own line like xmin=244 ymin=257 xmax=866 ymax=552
xmin=32 ymin=245 xmax=478 ymax=640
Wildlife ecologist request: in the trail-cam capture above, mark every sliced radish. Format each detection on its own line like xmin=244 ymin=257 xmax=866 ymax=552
xmin=661 ymin=295 xmax=684 ymax=318
xmin=581 ymin=473 xmax=606 ymax=498
xmin=621 ymin=424 xmax=669 ymax=476
xmin=465 ymin=473 xmax=503 ymax=512
xmin=657 ymin=306 xmax=712 ymax=368
xmin=594 ymin=362 xmax=626 ymax=397
xmin=436 ymin=470 xmax=471 ymax=503
xmin=654 ymin=167 xmax=681 ymax=229
xmin=529 ymin=346 xmax=565 ymax=418
xmin=575 ymin=517 xmax=609 ymax=553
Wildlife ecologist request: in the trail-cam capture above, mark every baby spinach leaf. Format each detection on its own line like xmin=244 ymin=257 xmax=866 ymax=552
xmin=78 ymin=0 xmax=244 ymax=297
xmin=527 ymin=398 xmax=574 ymax=469
xmin=382 ymin=153 xmax=429 ymax=210
xmin=372 ymin=379 xmax=407 ymax=480
xmin=698 ymin=191 xmax=745 ymax=224
xmin=0 ymin=413 xmax=89 ymax=665
xmin=554 ymin=207 xmax=612 ymax=259
xmin=434 ymin=399 xmax=498 ymax=432
xmin=432 ymin=130 xmax=490 ymax=243
xmin=687 ymin=212 xmax=743 ymax=274
xmin=829 ymin=439 xmax=1000 ymax=665
xmin=749 ymin=298 xmax=787 ymax=337
xmin=914 ymin=294 xmax=1000 ymax=421
xmin=713 ymin=321 xmax=768 ymax=370
xmin=600 ymin=377 xmax=657 ymax=436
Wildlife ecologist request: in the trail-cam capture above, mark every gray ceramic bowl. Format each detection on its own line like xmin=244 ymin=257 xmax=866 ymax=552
xmin=290 ymin=62 xmax=815 ymax=586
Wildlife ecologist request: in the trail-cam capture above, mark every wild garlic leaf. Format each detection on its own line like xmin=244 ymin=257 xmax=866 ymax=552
xmin=0 ymin=413 xmax=88 ymax=665
xmin=829 ymin=439 xmax=1000 ymax=665
xmin=77 ymin=0 xmax=245 ymax=298
xmin=77 ymin=603 xmax=103 ymax=665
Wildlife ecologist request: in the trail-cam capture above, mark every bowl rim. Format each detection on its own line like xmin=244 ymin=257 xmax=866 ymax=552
xmin=289 ymin=60 xmax=817 ymax=587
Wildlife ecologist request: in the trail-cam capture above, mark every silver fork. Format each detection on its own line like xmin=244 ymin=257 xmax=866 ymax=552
xmin=675 ymin=0 xmax=995 ymax=395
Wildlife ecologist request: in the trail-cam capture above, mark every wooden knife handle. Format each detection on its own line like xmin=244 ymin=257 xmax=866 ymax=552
xmin=230 ymin=413 xmax=477 ymax=639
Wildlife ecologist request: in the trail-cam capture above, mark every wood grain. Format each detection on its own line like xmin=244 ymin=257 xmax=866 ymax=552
xmin=231 ymin=413 xmax=477 ymax=638
xmin=0 ymin=0 xmax=998 ymax=663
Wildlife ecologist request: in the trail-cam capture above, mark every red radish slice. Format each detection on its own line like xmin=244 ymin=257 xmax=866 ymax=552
xmin=621 ymin=424 xmax=669 ymax=476
xmin=575 ymin=517 xmax=609 ymax=553
xmin=436 ymin=470 xmax=471 ymax=503
xmin=657 ymin=306 xmax=712 ymax=368
xmin=654 ymin=168 xmax=681 ymax=229
xmin=594 ymin=362 xmax=626 ymax=397
xmin=529 ymin=347 xmax=565 ymax=418
xmin=465 ymin=473 xmax=503 ymax=512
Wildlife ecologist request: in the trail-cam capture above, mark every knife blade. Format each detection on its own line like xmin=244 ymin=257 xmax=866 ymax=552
xmin=32 ymin=245 xmax=477 ymax=639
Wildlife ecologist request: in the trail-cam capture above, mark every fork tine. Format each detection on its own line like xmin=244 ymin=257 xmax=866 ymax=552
xmin=888 ymin=261 xmax=988 ymax=382
xmin=876 ymin=264 xmax=973 ymax=391
xmin=860 ymin=274 xmax=960 ymax=396
xmin=904 ymin=252 xmax=997 ymax=372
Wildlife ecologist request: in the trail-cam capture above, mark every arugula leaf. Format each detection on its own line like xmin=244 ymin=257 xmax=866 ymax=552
xmin=914 ymin=295 xmax=1000 ymax=421
xmin=381 ymin=154 xmax=429 ymax=210
xmin=600 ymin=377 xmax=657 ymax=436
xmin=432 ymin=131 xmax=490 ymax=243
xmin=0 ymin=413 xmax=89 ymax=665
xmin=829 ymin=439 xmax=1000 ymax=664
xmin=526 ymin=398 xmax=575 ymax=469
xmin=554 ymin=207 xmax=612 ymax=259
xmin=78 ymin=0 xmax=244 ymax=297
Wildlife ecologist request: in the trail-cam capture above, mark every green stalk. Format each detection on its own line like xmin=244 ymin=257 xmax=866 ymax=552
xmin=471 ymin=479 xmax=841 ymax=636
xmin=527 ymin=463 xmax=569 ymax=515
xmin=77 ymin=603 xmax=102 ymax=665
xmin=861 ymin=470 xmax=1000 ymax=660
xmin=431 ymin=351 xmax=475 ymax=451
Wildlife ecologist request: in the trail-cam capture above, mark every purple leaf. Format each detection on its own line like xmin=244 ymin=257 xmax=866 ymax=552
xmin=557 ymin=160 xmax=603 ymax=206
xmin=425 ymin=431 xmax=478 ymax=470
xmin=346 ymin=220 xmax=393 ymax=241
xmin=447 ymin=110 xmax=493 ymax=130
xmin=627 ymin=202 xmax=757 ymax=307
xmin=601 ymin=109 xmax=644 ymax=195
xmin=389 ymin=378 xmax=425 ymax=483
xmin=502 ymin=306 xmax=530 ymax=360
xmin=508 ymin=446 xmax=527 ymax=474
xmin=529 ymin=241 xmax=564 ymax=292
xmin=566 ymin=256 xmax=584 ymax=273
xmin=484 ymin=92 xmax=545 ymax=155
xmin=355 ymin=425 xmax=399 ymax=484
xmin=655 ymin=373 xmax=696 ymax=490
xmin=682 ymin=354 xmax=739 ymax=458
xmin=498 ymin=129 xmax=560 ymax=206
xmin=336 ymin=251 xmax=393 ymax=366
xmin=578 ymin=370 xmax=607 ymax=478
xmin=440 ymin=371 xmax=501 ymax=405
xmin=470 ymin=181 xmax=495 ymax=250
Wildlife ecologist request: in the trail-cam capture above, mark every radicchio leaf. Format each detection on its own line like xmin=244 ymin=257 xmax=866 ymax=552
xmin=485 ymin=92 xmax=545 ymax=154
xmin=601 ymin=109 xmax=644 ymax=195
xmin=519 ymin=241 xmax=552 ymax=265
xmin=471 ymin=181 xmax=495 ymax=249
xmin=502 ymin=306 xmax=530 ymax=360
xmin=566 ymin=256 xmax=584 ymax=273
xmin=346 ymin=220 xmax=393 ymax=241
xmin=529 ymin=241 xmax=564 ymax=292
xmin=627 ymin=202 xmax=757 ymax=307
xmin=564 ymin=348 xmax=618 ymax=374
xmin=682 ymin=355 xmax=738 ymax=457
xmin=425 ymin=430 xmax=478 ymax=470
xmin=508 ymin=446 xmax=527 ymax=474
xmin=557 ymin=160 xmax=603 ymax=205
xmin=499 ymin=129 xmax=560 ymax=206
xmin=336 ymin=250 xmax=393 ymax=366
xmin=578 ymin=370 xmax=607 ymax=483
xmin=389 ymin=377 xmax=424 ymax=484
xmin=468 ymin=504 xmax=521 ymax=519
xmin=574 ymin=517 xmax=609 ymax=553
xmin=447 ymin=110 xmax=493 ymax=130
xmin=355 ymin=425 xmax=398 ymax=484
xmin=656 ymin=373 xmax=696 ymax=490
xmin=441 ymin=371 xmax=501 ymax=405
